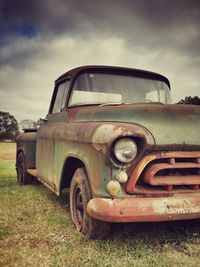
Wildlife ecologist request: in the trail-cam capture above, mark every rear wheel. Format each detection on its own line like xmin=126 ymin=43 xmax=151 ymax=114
xmin=16 ymin=152 xmax=34 ymax=185
xmin=70 ymin=168 xmax=110 ymax=239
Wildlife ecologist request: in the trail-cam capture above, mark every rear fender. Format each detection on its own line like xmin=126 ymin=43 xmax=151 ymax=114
xmin=16 ymin=132 xmax=37 ymax=168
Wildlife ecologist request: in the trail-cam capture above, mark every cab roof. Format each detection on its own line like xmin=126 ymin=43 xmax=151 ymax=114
xmin=55 ymin=65 xmax=170 ymax=88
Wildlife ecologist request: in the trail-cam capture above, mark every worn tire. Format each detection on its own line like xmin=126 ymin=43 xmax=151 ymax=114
xmin=70 ymin=168 xmax=110 ymax=239
xmin=16 ymin=152 xmax=34 ymax=185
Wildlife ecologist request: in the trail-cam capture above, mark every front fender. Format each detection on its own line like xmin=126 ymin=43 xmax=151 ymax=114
xmin=53 ymin=122 xmax=154 ymax=197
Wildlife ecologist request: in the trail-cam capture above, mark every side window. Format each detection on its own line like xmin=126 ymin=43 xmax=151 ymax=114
xmin=52 ymin=80 xmax=70 ymax=113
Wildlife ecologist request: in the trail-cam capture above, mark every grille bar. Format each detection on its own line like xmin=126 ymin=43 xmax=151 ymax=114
xmin=148 ymin=175 xmax=200 ymax=185
xmin=143 ymin=162 xmax=200 ymax=186
xmin=126 ymin=151 xmax=200 ymax=195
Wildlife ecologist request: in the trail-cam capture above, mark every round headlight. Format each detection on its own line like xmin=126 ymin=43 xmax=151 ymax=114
xmin=114 ymin=138 xmax=137 ymax=163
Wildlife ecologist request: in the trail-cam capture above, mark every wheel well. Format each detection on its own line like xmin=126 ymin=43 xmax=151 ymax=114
xmin=60 ymin=157 xmax=85 ymax=192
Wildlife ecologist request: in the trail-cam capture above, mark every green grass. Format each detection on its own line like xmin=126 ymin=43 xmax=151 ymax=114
xmin=0 ymin=143 xmax=200 ymax=267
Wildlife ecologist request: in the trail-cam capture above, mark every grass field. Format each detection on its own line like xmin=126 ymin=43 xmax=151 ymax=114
xmin=0 ymin=142 xmax=200 ymax=267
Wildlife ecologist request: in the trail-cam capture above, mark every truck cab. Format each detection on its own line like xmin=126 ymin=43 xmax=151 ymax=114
xmin=16 ymin=65 xmax=200 ymax=239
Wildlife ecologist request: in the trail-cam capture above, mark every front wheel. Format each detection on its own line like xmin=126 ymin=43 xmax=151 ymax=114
xmin=16 ymin=152 xmax=34 ymax=185
xmin=70 ymin=168 xmax=110 ymax=239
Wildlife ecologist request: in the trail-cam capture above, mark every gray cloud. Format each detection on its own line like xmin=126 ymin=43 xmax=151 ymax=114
xmin=2 ymin=1 xmax=200 ymax=47
xmin=1 ymin=1 xmax=199 ymax=64
xmin=0 ymin=0 xmax=199 ymax=121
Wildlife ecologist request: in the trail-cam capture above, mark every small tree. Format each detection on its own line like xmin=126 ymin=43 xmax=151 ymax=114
xmin=19 ymin=119 xmax=37 ymax=131
xmin=35 ymin=118 xmax=44 ymax=128
xmin=19 ymin=119 xmax=36 ymax=129
xmin=178 ymin=96 xmax=200 ymax=105
xmin=0 ymin=111 xmax=20 ymax=141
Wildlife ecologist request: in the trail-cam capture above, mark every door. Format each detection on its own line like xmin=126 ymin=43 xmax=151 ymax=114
xmin=36 ymin=79 xmax=70 ymax=191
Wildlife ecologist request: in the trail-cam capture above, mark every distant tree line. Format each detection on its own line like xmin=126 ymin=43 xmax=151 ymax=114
xmin=177 ymin=96 xmax=200 ymax=105
xmin=19 ymin=118 xmax=44 ymax=132
xmin=0 ymin=111 xmax=20 ymax=141
xmin=0 ymin=111 xmax=44 ymax=141
xmin=0 ymin=96 xmax=200 ymax=141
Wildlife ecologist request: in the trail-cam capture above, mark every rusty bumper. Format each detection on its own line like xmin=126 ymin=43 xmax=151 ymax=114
xmin=87 ymin=194 xmax=200 ymax=222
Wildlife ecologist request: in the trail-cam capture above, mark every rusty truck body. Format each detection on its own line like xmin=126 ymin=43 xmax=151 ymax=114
xmin=16 ymin=65 xmax=200 ymax=239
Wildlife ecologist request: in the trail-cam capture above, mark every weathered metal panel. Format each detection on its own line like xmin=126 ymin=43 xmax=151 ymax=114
xmin=16 ymin=132 xmax=37 ymax=168
xmin=45 ymin=121 xmax=152 ymax=196
xmin=56 ymin=65 xmax=171 ymax=88
xmin=126 ymin=151 xmax=200 ymax=195
xmin=143 ymin=162 xmax=200 ymax=186
xmin=87 ymin=194 xmax=200 ymax=222
xmin=67 ymin=104 xmax=200 ymax=147
xmin=36 ymin=122 xmax=57 ymax=187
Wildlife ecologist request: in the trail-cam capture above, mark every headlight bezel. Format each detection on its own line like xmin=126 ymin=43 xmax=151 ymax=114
xmin=111 ymin=137 xmax=138 ymax=164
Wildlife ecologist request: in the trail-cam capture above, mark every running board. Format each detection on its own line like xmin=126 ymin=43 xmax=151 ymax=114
xmin=27 ymin=168 xmax=37 ymax=177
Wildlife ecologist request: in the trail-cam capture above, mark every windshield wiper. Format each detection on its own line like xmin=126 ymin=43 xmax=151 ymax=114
xmin=99 ymin=102 xmax=130 ymax=107
xmin=144 ymin=101 xmax=164 ymax=104
xmin=70 ymin=103 xmax=102 ymax=107
xmin=70 ymin=102 xmax=164 ymax=108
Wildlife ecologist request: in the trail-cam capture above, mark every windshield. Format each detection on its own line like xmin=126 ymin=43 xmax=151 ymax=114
xmin=69 ymin=72 xmax=171 ymax=106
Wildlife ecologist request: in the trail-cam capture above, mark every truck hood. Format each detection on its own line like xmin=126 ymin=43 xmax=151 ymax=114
xmin=71 ymin=104 xmax=200 ymax=146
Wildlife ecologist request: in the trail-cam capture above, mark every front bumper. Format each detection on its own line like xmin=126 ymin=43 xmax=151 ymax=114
xmin=87 ymin=194 xmax=200 ymax=222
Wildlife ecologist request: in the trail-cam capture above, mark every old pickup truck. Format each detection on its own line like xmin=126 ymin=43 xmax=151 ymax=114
xmin=16 ymin=65 xmax=200 ymax=239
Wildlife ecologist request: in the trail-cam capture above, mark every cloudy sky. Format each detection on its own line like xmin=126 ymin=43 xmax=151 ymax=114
xmin=0 ymin=0 xmax=199 ymax=122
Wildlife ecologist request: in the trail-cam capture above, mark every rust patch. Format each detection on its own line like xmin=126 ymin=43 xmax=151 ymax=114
xmin=143 ymin=162 xmax=200 ymax=187
xmin=87 ymin=194 xmax=200 ymax=222
xmin=126 ymin=151 xmax=200 ymax=195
